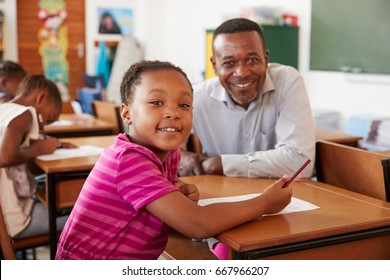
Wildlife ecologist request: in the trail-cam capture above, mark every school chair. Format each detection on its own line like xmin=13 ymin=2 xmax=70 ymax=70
xmin=93 ymin=100 xmax=125 ymax=135
xmin=315 ymin=140 xmax=390 ymax=202
xmin=77 ymin=87 xmax=103 ymax=115
xmin=0 ymin=204 xmax=16 ymax=259
xmin=0 ymin=202 xmax=51 ymax=260
xmin=82 ymin=72 xmax=105 ymax=89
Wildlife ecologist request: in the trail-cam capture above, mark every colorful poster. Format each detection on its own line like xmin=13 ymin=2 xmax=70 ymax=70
xmin=37 ymin=0 xmax=70 ymax=102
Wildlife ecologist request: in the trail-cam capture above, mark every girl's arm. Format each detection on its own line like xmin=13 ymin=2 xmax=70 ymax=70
xmin=146 ymin=176 xmax=292 ymax=239
xmin=0 ymin=111 xmax=59 ymax=167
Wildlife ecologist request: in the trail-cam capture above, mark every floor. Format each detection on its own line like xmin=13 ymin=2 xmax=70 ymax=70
xmin=35 ymin=246 xmax=50 ymax=259
xmin=17 ymin=245 xmax=50 ymax=260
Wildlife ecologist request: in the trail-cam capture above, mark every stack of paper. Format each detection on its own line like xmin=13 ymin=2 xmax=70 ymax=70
xmin=374 ymin=120 xmax=390 ymax=147
xmin=354 ymin=117 xmax=390 ymax=151
xmin=346 ymin=115 xmax=388 ymax=139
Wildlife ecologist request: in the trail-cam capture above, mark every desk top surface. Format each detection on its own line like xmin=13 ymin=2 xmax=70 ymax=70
xmin=45 ymin=114 xmax=115 ymax=134
xmin=315 ymin=128 xmax=362 ymax=144
xmin=378 ymin=150 xmax=390 ymax=157
xmin=180 ymin=175 xmax=390 ymax=252
xmin=34 ymin=135 xmax=116 ymax=173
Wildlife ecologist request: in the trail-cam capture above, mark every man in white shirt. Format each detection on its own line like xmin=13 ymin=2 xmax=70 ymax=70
xmin=179 ymin=18 xmax=315 ymax=179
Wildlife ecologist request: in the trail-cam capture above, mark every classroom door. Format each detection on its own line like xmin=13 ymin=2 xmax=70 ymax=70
xmin=17 ymin=0 xmax=86 ymax=113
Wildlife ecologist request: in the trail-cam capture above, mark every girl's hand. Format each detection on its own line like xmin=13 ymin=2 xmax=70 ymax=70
xmin=38 ymin=138 xmax=60 ymax=155
xmin=261 ymin=176 xmax=293 ymax=215
xmin=176 ymin=180 xmax=200 ymax=203
xmin=58 ymin=141 xmax=78 ymax=149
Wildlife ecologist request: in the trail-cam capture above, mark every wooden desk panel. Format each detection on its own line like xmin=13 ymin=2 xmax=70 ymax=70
xmin=169 ymin=175 xmax=390 ymax=260
xmin=36 ymin=177 xmax=86 ymax=209
xmin=316 ymin=140 xmax=389 ymax=201
xmin=45 ymin=114 xmax=116 ymax=138
xmin=258 ymin=235 xmax=390 ymax=260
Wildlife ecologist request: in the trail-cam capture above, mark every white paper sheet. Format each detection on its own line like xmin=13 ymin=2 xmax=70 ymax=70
xmin=47 ymin=119 xmax=74 ymax=126
xmin=36 ymin=145 xmax=105 ymax=161
xmin=198 ymin=193 xmax=319 ymax=216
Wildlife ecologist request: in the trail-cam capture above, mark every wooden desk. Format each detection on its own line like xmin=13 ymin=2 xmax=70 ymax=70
xmin=165 ymin=175 xmax=390 ymax=260
xmin=378 ymin=150 xmax=390 ymax=157
xmin=45 ymin=114 xmax=116 ymax=138
xmin=315 ymin=128 xmax=362 ymax=146
xmin=34 ymin=135 xmax=116 ymax=259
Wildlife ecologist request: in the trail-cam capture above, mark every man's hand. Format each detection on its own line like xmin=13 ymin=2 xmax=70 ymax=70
xmin=176 ymin=180 xmax=200 ymax=203
xmin=178 ymin=150 xmax=205 ymax=176
xmin=201 ymin=156 xmax=223 ymax=175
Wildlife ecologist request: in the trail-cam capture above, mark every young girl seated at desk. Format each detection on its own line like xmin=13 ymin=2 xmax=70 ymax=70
xmin=0 ymin=75 xmax=73 ymax=242
xmin=55 ymin=60 xmax=293 ymax=260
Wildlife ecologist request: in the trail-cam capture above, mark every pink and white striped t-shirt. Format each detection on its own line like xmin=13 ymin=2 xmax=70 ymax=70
xmin=56 ymin=133 xmax=180 ymax=260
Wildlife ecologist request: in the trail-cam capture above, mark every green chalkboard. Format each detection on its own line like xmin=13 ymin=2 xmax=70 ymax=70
xmin=310 ymin=0 xmax=390 ymax=74
xmin=262 ymin=25 xmax=299 ymax=69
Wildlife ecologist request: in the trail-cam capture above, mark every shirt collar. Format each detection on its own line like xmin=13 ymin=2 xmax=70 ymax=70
xmin=260 ymin=70 xmax=275 ymax=96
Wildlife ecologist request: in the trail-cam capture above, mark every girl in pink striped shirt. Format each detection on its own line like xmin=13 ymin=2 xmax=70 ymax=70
xmin=56 ymin=60 xmax=292 ymax=260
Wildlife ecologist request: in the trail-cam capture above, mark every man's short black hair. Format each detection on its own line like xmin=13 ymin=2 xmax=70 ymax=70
xmin=212 ymin=18 xmax=266 ymax=50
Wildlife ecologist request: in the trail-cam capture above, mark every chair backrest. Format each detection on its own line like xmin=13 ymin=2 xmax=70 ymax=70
xmin=77 ymin=87 xmax=103 ymax=115
xmin=93 ymin=101 xmax=124 ymax=135
xmin=82 ymin=73 xmax=104 ymax=88
xmin=0 ymin=204 xmax=16 ymax=259
xmin=316 ymin=140 xmax=390 ymax=202
xmin=0 ymin=202 xmax=52 ymax=260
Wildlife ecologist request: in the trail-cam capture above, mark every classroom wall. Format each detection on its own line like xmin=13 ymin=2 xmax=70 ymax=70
xmin=2 ymin=0 xmax=390 ymax=130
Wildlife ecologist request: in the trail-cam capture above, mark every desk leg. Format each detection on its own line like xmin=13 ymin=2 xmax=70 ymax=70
xmin=47 ymin=173 xmax=57 ymax=260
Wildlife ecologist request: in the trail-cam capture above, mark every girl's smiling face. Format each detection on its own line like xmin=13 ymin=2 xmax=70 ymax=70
xmin=123 ymin=69 xmax=193 ymax=162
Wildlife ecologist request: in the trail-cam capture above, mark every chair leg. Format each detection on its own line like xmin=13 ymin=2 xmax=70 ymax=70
xmin=21 ymin=250 xmax=27 ymax=259
xmin=32 ymin=248 xmax=37 ymax=260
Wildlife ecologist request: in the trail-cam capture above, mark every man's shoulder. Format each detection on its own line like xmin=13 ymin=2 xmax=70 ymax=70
xmin=268 ymin=63 xmax=300 ymax=77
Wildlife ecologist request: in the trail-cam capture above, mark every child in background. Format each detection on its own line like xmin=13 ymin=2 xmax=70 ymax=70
xmin=0 ymin=75 xmax=73 ymax=240
xmin=55 ymin=60 xmax=292 ymax=260
xmin=0 ymin=60 xmax=27 ymax=103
